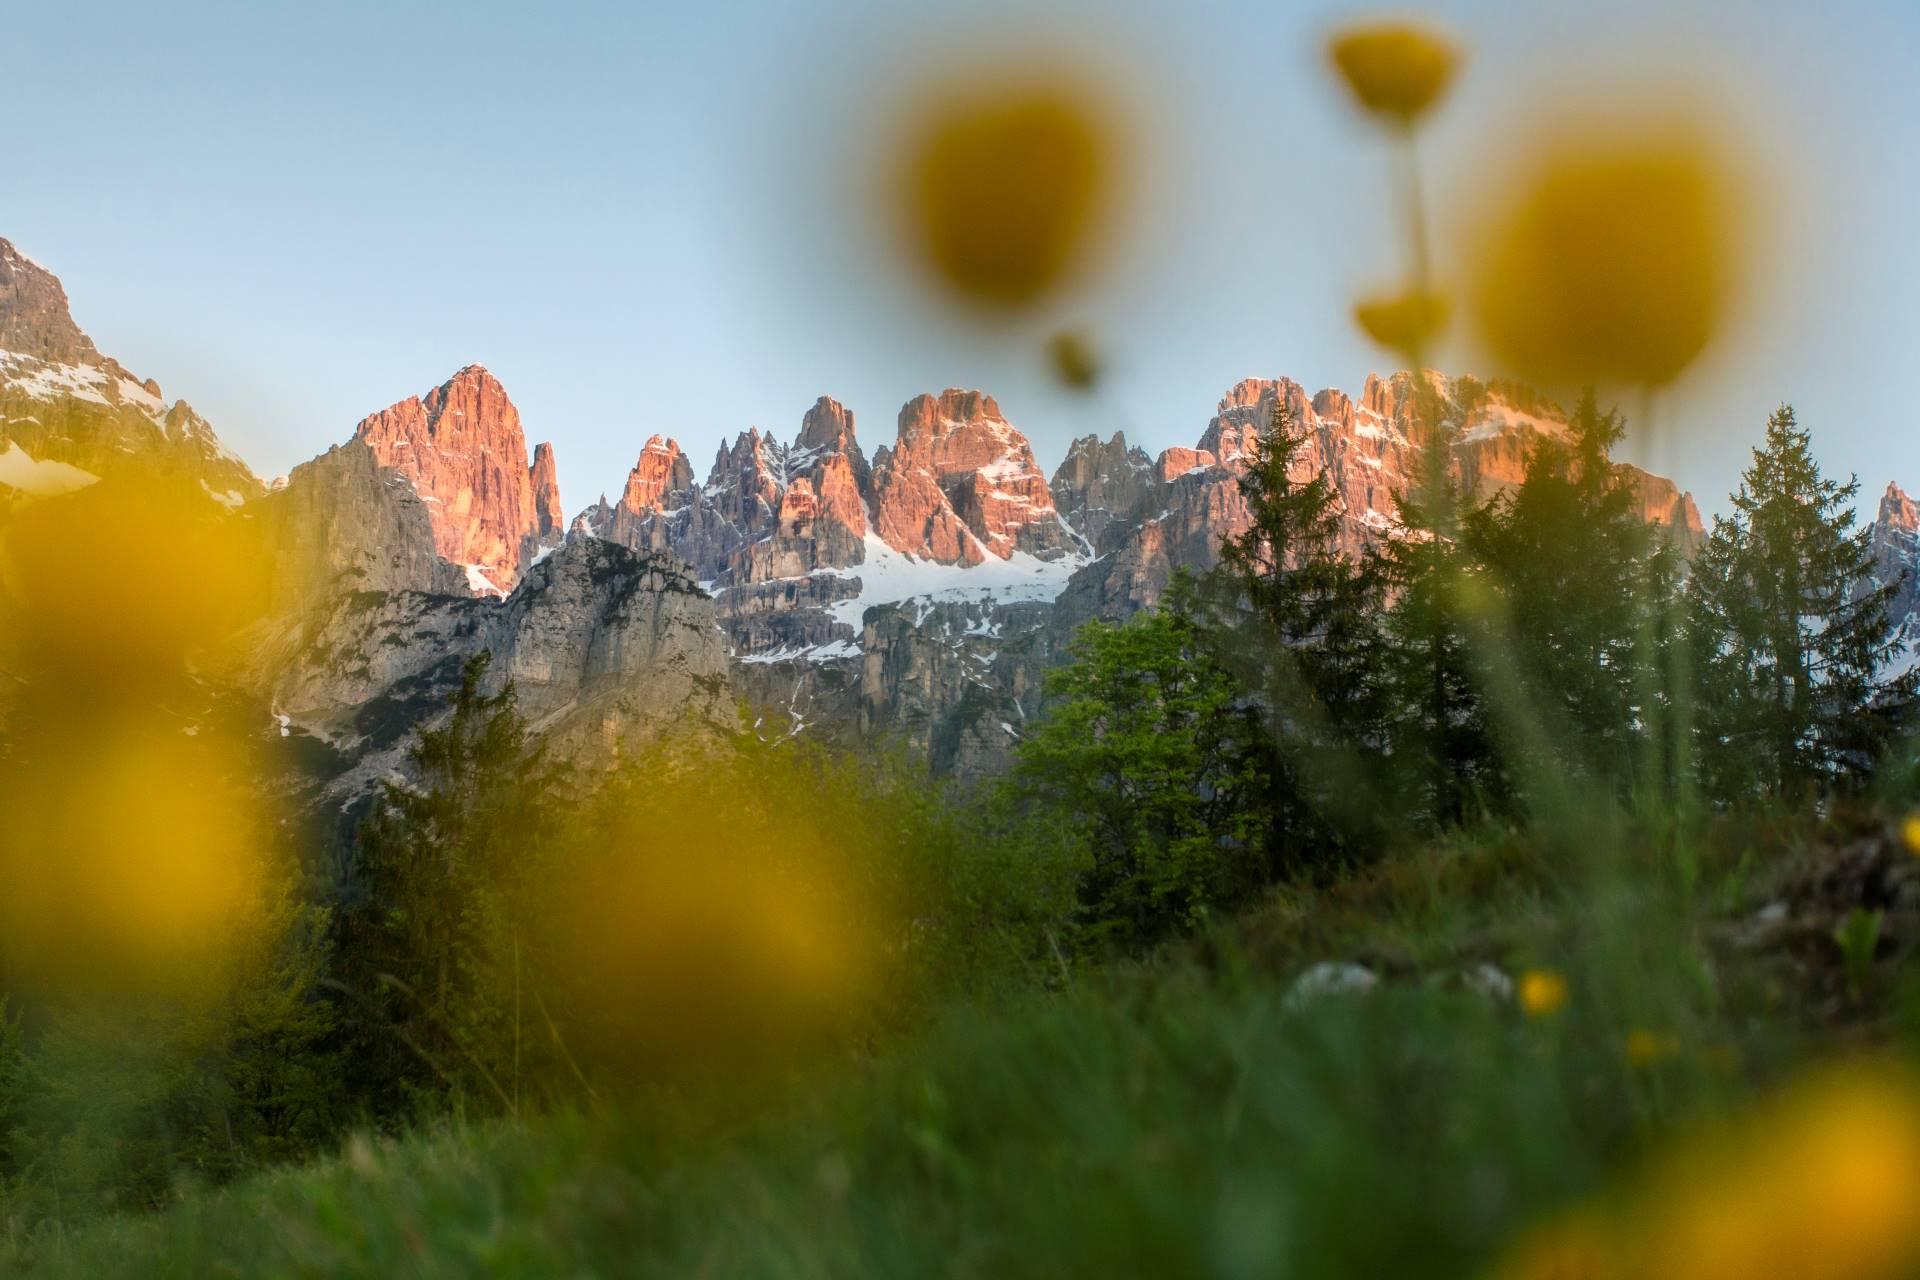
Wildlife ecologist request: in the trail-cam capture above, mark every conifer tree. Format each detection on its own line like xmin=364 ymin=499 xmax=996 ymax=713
xmin=1687 ymin=405 xmax=1915 ymax=798
xmin=1463 ymin=390 xmax=1679 ymax=790
xmin=1374 ymin=381 xmax=1499 ymax=824
xmin=339 ymin=653 xmax=555 ymax=1118
xmin=1207 ymin=392 xmax=1389 ymax=865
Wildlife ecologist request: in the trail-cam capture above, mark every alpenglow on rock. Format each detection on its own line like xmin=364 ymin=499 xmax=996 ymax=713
xmin=583 ymin=389 xmax=1077 ymax=584
xmin=351 ymin=364 xmax=561 ymax=595
xmin=871 ymin=390 xmax=1076 ymax=565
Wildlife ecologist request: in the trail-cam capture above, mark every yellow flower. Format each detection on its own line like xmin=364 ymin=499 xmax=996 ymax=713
xmin=1046 ymin=329 xmax=1101 ymax=391
xmin=1327 ymin=23 xmax=1461 ymax=130
xmin=1465 ymin=114 xmax=1746 ymax=389
xmin=0 ymin=717 xmax=274 ymax=1003
xmin=1643 ymin=1063 xmax=1920 ymax=1280
xmin=1496 ymin=1062 xmax=1920 ymax=1280
xmin=1625 ymin=1028 xmax=1680 ymax=1068
xmin=0 ymin=474 xmax=269 ymax=682
xmin=1901 ymin=812 xmax=1920 ymax=858
xmin=1518 ymin=968 xmax=1568 ymax=1018
xmin=1353 ymin=287 xmax=1449 ymax=360
xmin=890 ymin=73 xmax=1123 ymax=311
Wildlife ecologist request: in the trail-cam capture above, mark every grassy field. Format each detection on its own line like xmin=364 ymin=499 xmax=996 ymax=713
xmin=10 ymin=804 xmax=1914 ymax=1279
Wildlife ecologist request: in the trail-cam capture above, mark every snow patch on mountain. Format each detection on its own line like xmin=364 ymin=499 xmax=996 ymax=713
xmin=0 ymin=350 xmax=113 ymax=408
xmin=818 ymin=534 xmax=1088 ymax=632
xmin=0 ymin=440 xmax=99 ymax=495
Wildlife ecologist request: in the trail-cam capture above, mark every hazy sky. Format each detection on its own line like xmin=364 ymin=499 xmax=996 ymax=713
xmin=4 ymin=0 xmax=1915 ymax=522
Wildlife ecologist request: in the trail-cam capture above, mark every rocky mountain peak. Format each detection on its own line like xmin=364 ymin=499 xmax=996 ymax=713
xmin=1879 ymin=481 xmax=1918 ymax=532
xmin=1050 ymin=431 xmax=1153 ymax=548
xmin=352 ymin=364 xmax=543 ymax=595
xmin=1871 ymin=481 xmax=1920 ymax=672
xmin=796 ymin=395 xmax=858 ymax=455
xmin=872 ymin=388 xmax=1072 ymax=565
xmin=530 ymin=441 xmax=563 ymax=540
xmin=0 ymin=238 xmax=99 ymax=367
xmin=619 ymin=435 xmax=695 ymax=512
xmin=0 ymin=235 xmax=259 ymax=501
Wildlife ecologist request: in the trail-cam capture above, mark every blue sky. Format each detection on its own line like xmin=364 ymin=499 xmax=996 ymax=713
xmin=4 ymin=0 xmax=1916 ymax=521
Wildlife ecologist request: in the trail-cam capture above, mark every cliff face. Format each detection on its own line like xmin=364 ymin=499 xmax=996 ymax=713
xmin=258 ymin=438 xmax=471 ymax=608
xmin=1050 ymin=431 xmax=1153 ymax=549
xmin=585 ymin=389 xmax=1071 ymax=582
xmin=870 ymin=390 xmax=1074 ymax=565
xmin=1055 ymin=373 xmax=1707 ymax=630
xmin=351 ymin=365 xmax=558 ymax=595
xmin=261 ymin=535 xmax=735 ymax=806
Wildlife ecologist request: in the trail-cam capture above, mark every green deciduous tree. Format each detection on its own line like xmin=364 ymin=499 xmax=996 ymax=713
xmin=1005 ymin=579 xmax=1268 ymax=951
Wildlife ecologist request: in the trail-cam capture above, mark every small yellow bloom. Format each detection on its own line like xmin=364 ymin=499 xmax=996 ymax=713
xmin=1327 ymin=23 xmax=1461 ymax=130
xmin=1900 ymin=812 xmax=1920 ymax=858
xmin=1518 ymin=968 xmax=1569 ymax=1018
xmin=1046 ymin=329 xmax=1101 ymax=391
xmin=1625 ymin=1028 xmax=1680 ymax=1068
xmin=1353 ymin=288 xmax=1449 ymax=361
xmin=890 ymin=73 xmax=1123 ymax=311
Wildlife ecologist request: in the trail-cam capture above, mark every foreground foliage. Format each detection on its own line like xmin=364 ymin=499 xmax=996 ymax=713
xmin=11 ymin=800 xmax=1920 ymax=1278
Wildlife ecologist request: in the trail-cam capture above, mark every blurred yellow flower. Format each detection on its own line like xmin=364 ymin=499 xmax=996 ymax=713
xmin=1518 ymin=968 xmax=1568 ymax=1017
xmin=0 ymin=476 xmax=269 ymax=682
xmin=1353 ymin=287 xmax=1449 ymax=360
xmin=1466 ymin=116 xmax=1746 ymax=389
xmin=539 ymin=745 xmax=892 ymax=1075
xmin=1327 ymin=22 xmax=1460 ymax=130
xmin=1900 ymin=812 xmax=1920 ymax=858
xmin=1492 ymin=1061 xmax=1920 ymax=1280
xmin=0 ymin=718 xmax=273 ymax=1003
xmin=1625 ymin=1028 xmax=1680 ymax=1068
xmin=890 ymin=73 xmax=1123 ymax=311
xmin=1046 ymin=329 xmax=1102 ymax=391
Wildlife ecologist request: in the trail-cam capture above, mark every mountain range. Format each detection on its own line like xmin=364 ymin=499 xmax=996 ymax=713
xmin=2 ymin=235 xmax=1912 ymax=798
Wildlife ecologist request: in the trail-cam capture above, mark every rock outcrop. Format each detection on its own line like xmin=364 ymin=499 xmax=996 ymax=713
xmin=262 ymin=535 xmax=734 ymax=806
xmin=351 ymin=365 xmax=557 ymax=595
xmin=1058 ymin=373 xmax=1708 ymax=629
xmin=258 ymin=438 xmax=470 ymax=608
xmin=871 ymin=390 xmax=1074 ymax=565
xmin=1870 ymin=482 xmax=1920 ymax=669
xmin=0 ymin=237 xmax=259 ymax=503
xmin=530 ymin=441 xmax=564 ymax=544
xmin=1050 ymin=431 xmax=1153 ymax=549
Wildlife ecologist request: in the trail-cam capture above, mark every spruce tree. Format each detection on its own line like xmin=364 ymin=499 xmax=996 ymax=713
xmin=338 ymin=653 xmax=555 ymax=1119
xmin=1687 ymin=405 xmax=1916 ymax=798
xmin=1374 ymin=381 xmax=1499 ymax=825
xmin=1207 ymin=392 xmax=1389 ymax=866
xmin=1463 ymin=390 xmax=1679 ymax=791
